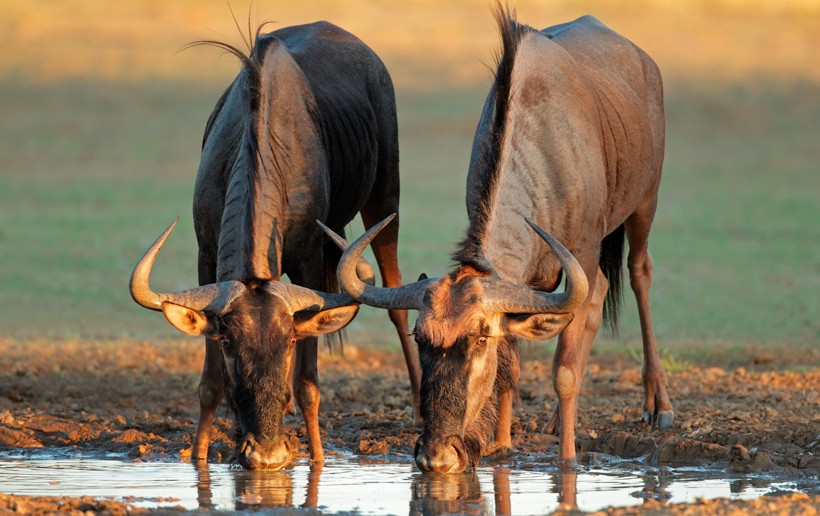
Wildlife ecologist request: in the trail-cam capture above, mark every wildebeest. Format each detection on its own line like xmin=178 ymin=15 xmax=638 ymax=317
xmin=328 ymin=6 xmax=673 ymax=471
xmin=129 ymin=21 xmax=421 ymax=469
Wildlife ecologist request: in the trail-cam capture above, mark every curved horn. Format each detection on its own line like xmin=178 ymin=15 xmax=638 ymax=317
xmin=315 ymin=220 xmax=376 ymax=287
xmin=334 ymin=214 xmax=437 ymax=310
xmin=262 ymin=282 xmax=357 ymax=314
xmin=480 ymin=218 xmax=589 ymax=314
xmin=129 ymin=218 xmax=247 ymax=314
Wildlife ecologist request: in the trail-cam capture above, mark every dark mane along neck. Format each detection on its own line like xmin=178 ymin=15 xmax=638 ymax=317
xmin=238 ymin=33 xmax=280 ymax=282
xmin=452 ymin=4 xmax=532 ymax=272
xmin=202 ymin=28 xmax=293 ymax=282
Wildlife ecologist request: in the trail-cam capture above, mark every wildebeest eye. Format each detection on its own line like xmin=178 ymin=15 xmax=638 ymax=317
xmin=477 ymin=336 xmax=488 ymax=346
xmin=220 ymin=338 xmax=232 ymax=350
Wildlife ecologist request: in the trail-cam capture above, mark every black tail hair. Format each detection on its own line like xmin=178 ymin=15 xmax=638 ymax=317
xmin=600 ymin=224 xmax=625 ymax=333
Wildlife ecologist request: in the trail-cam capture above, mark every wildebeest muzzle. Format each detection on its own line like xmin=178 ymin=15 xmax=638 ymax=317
xmin=238 ymin=434 xmax=292 ymax=470
xmin=414 ymin=434 xmax=470 ymax=473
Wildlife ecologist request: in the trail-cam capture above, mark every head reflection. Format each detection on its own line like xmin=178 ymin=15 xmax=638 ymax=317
xmin=234 ymin=469 xmax=293 ymax=509
xmin=193 ymin=461 xmax=323 ymax=510
xmin=191 ymin=459 xmax=586 ymax=512
xmin=410 ymin=470 xmax=487 ymax=515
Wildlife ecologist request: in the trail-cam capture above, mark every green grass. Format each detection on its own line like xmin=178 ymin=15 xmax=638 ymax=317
xmin=0 ymin=74 xmax=817 ymax=362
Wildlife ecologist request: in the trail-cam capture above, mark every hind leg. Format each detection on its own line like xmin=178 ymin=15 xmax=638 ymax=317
xmin=625 ymin=201 xmax=674 ymax=428
xmin=360 ymin=97 xmax=422 ymax=425
xmin=361 ymin=208 xmax=422 ymax=425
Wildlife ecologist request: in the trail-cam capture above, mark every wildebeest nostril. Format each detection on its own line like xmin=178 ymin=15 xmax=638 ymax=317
xmin=415 ymin=435 xmax=467 ymax=473
xmin=241 ymin=436 xmax=291 ymax=470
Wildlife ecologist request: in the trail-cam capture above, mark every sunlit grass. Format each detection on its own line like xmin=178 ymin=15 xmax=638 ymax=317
xmin=627 ymin=345 xmax=694 ymax=374
xmin=0 ymin=1 xmax=817 ymax=358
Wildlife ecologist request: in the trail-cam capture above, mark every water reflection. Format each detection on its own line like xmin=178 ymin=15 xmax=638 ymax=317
xmin=410 ymin=470 xmax=486 ymax=514
xmin=195 ymin=460 xmax=321 ymax=510
xmin=304 ymin=462 xmax=322 ymax=508
xmin=194 ymin=459 xmax=586 ymax=514
xmin=555 ymin=465 xmax=578 ymax=512
xmin=493 ymin=467 xmax=512 ymax=514
xmin=631 ymin=469 xmax=673 ymax=503
xmin=0 ymin=452 xmax=798 ymax=513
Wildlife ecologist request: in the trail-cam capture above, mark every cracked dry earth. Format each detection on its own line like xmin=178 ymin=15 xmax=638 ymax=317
xmin=0 ymin=338 xmax=817 ymax=514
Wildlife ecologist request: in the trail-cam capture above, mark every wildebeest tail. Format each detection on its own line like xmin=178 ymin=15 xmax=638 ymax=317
xmin=323 ymin=232 xmax=347 ymax=353
xmin=600 ymin=224 xmax=625 ymax=333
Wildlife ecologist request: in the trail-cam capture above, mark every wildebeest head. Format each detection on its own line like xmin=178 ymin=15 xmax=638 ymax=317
xmin=130 ymin=219 xmax=365 ymax=470
xmin=327 ymin=215 xmax=588 ymax=473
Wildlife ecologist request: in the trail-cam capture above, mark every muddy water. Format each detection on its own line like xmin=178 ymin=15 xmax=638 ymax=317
xmin=0 ymin=451 xmax=798 ymax=514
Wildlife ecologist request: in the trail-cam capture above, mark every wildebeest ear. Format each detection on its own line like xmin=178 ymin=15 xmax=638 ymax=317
xmin=161 ymin=301 xmax=210 ymax=336
xmin=417 ymin=273 xmax=429 ymax=281
xmin=293 ymin=305 xmax=360 ymax=338
xmin=502 ymin=312 xmax=574 ymax=341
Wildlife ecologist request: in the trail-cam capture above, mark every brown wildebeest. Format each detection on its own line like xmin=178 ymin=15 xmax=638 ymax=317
xmin=327 ymin=6 xmax=673 ymax=471
xmin=130 ymin=21 xmax=420 ymax=469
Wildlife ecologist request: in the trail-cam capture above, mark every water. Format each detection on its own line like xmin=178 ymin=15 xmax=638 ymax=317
xmin=0 ymin=452 xmax=800 ymax=514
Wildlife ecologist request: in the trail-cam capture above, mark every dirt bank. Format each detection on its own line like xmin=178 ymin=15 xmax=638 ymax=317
xmin=0 ymin=339 xmax=817 ymax=514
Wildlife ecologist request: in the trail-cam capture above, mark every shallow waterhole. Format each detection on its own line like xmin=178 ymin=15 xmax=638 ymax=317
xmin=0 ymin=450 xmax=801 ymax=514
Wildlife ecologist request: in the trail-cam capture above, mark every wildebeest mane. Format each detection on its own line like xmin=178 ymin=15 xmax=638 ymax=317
xmin=187 ymin=24 xmax=304 ymax=283
xmin=452 ymin=3 xmax=533 ymax=271
xmin=188 ymin=25 xmax=352 ymax=350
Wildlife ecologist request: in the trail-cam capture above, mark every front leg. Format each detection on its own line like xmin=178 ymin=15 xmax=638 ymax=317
xmin=551 ymin=268 xmax=603 ymax=462
xmin=193 ymin=337 xmax=224 ymax=460
xmin=294 ymin=336 xmax=324 ymax=463
xmin=288 ymin=258 xmax=328 ymax=464
xmin=486 ymin=337 xmax=519 ymax=455
xmin=553 ymin=326 xmax=584 ymax=462
xmin=545 ymin=269 xmax=608 ymax=437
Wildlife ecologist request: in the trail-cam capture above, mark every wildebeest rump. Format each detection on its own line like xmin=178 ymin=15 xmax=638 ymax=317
xmin=130 ymin=21 xmax=420 ymax=469
xmin=329 ymin=6 xmax=673 ymax=471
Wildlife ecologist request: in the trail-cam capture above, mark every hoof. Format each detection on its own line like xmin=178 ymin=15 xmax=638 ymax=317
xmin=643 ymin=410 xmax=675 ymax=428
xmin=657 ymin=411 xmax=675 ymax=429
xmin=483 ymin=442 xmax=517 ymax=458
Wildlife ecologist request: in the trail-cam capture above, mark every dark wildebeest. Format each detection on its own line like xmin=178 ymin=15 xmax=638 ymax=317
xmin=328 ymin=7 xmax=673 ymax=471
xmin=129 ymin=21 xmax=420 ymax=469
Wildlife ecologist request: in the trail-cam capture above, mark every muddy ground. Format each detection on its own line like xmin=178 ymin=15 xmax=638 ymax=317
xmin=0 ymin=338 xmax=817 ymax=514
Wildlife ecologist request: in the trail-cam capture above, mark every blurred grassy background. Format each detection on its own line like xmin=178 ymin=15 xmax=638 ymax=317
xmin=0 ymin=1 xmax=817 ymax=361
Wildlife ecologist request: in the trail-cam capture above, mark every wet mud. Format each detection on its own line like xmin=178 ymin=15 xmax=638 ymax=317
xmin=0 ymin=338 xmax=817 ymax=514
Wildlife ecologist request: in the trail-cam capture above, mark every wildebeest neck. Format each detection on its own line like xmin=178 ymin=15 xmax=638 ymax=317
xmin=216 ymin=37 xmax=325 ymax=283
xmin=453 ymin=15 xmax=535 ymax=273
